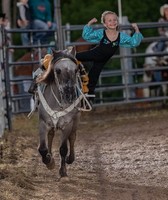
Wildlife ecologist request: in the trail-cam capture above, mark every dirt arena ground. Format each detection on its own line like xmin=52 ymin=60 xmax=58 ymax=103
xmin=1 ymin=104 xmax=168 ymax=200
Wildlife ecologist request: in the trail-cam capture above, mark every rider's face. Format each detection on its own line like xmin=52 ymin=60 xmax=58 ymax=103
xmin=103 ymin=14 xmax=118 ymax=30
xmin=164 ymin=8 xmax=168 ymax=20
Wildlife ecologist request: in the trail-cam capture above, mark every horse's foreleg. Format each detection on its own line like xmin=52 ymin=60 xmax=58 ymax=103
xmin=59 ymin=141 xmax=68 ymax=177
xmin=38 ymin=124 xmax=48 ymax=164
xmin=38 ymin=122 xmax=54 ymax=169
xmin=46 ymin=129 xmax=55 ymax=170
xmin=66 ymin=130 xmax=76 ymax=164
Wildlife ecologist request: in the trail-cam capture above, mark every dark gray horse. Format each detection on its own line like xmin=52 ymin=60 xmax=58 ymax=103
xmin=36 ymin=47 xmax=84 ymax=178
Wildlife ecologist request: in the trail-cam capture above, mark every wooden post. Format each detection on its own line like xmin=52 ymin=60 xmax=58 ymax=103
xmin=54 ymin=0 xmax=64 ymax=50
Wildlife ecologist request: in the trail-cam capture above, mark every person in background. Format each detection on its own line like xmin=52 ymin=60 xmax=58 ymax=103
xmin=28 ymin=0 xmax=56 ymax=44
xmin=0 ymin=13 xmax=13 ymax=66
xmin=0 ymin=13 xmax=6 ymax=25
xmin=75 ymin=11 xmax=143 ymax=97
xmin=153 ymin=4 xmax=168 ymax=52
xmin=0 ymin=13 xmax=13 ymax=50
xmin=17 ymin=0 xmax=31 ymax=46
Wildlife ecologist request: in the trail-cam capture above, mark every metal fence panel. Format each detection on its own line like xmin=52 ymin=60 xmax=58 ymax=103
xmin=1 ymin=21 xmax=168 ymax=130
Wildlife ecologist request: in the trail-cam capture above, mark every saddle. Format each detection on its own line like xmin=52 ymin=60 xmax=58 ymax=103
xmin=42 ymin=54 xmax=89 ymax=94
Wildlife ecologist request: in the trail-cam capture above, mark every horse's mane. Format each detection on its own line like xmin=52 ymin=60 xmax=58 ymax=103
xmin=36 ymin=49 xmax=77 ymax=84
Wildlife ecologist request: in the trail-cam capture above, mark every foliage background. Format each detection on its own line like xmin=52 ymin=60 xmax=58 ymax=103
xmin=61 ymin=0 xmax=166 ymax=24
xmin=0 ymin=0 xmax=168 ymax=41
xmin=61 ymin=0 xmax=168 ymax=37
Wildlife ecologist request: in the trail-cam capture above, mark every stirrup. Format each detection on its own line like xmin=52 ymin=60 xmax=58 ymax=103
xmin=79 ymin=93 xmax=95 ymax=111
xmin=85 ymin=93 xmax=95 ymax=98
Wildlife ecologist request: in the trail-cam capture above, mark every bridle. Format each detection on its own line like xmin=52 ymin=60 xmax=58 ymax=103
xmin=52 ymin=57 xmax=79 ymax=105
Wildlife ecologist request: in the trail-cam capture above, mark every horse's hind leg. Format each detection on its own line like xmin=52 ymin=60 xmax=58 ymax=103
xmin=66 ymin=117 xmax=79 ymax=164
xmin=59 ymin=116 xmax=79 ymax=177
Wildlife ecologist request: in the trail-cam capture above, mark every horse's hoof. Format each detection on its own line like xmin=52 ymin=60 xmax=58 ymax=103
xmin=46 ymin=157 xmax=55 ymax=170
xmin=59 ymin=168 xmax=68 ymax=178
xmin=66 ymin=155 xmax=74 ymax=164
xmin=59 ymin=176 xmax=70 ymax=182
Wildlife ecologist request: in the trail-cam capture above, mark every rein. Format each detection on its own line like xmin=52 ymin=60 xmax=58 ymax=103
xmin=51 ymin=85 xmax=62 ymax=107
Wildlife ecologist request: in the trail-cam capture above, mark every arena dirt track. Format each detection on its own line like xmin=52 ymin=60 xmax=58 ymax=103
xmin=1 ymin=104 xmax=168 ymax=200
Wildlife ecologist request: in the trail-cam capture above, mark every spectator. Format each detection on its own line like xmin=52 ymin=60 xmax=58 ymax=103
xmin=0 ymin=13 xmax=13 ymax=64
xmin=153 ymin=4 xmax=168 ymax=52
xmin=0 ymin=13 xmax=6 ymax=25
xmin=0 ymin=13 xmax=13 ymax=49
xmin=17 ymin=0 xmax=31 ymax=46
xmin=28 ymin=0 xmax=56 ymax=44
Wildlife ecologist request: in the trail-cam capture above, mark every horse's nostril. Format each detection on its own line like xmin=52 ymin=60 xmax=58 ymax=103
xmin=56 ymin=68 xmax=61 ymax=74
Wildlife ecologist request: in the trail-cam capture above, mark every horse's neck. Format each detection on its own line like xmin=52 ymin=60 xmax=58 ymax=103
xmin=44 ymin=83 xmax=62 ymax=109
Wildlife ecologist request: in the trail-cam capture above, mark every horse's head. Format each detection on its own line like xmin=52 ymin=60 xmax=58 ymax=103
xmin=46 ymin=47 xmax=79 ymax=103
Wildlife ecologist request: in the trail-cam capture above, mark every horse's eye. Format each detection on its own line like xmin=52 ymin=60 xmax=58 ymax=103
xmin=56 ymin=68 xmax=61 ymax=74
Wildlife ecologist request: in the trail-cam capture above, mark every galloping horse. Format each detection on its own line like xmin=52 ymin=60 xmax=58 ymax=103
xmin=143 ymin=42 xmax=168 ymax=98
xmin=36 ymin=47 xmax=85 ymax=178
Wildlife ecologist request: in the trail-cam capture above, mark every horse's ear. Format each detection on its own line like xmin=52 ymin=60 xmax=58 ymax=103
xmin=51 ymin=48 xmax=58 ymax=55
xmin=67 ymin=46 xmax=76 ymax=57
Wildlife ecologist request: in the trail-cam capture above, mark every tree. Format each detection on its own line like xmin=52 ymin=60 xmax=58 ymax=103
xmin=61 ymin=0 xmax=167 ymax=40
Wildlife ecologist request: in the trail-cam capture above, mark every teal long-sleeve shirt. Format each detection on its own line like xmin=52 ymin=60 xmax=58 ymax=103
xmin=82 ymin=25 xmax=144 ymax=48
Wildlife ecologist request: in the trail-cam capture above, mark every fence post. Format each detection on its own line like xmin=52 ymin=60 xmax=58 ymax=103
xmin=120 ymin=16 xmax=134 ymax=100
xmin=0 ymin=71 xmax=5 ymax=137
xmin=54 ymin=0 xmax=64 ymax=50
xmin=2 ymin=26 xmax=12 ymax=131
xmin=0 ymin=25 xmax=8 ymax=136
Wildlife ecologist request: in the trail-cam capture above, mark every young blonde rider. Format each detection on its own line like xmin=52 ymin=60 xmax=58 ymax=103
xmin=76 ymin=11 xmax=143 ymax=96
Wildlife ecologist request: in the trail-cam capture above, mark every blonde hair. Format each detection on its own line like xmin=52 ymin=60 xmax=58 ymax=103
xmin=101 ymin=11 xmax=119 ymax=24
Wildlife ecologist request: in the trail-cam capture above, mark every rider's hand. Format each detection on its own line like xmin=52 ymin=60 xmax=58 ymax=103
xmin=87 ymin=18 xmax=98 ymax=26
xmin=131 ymin=23 xmax=140 ymax=33
xmin=47 ymin=21 xmax=52 ymax=28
